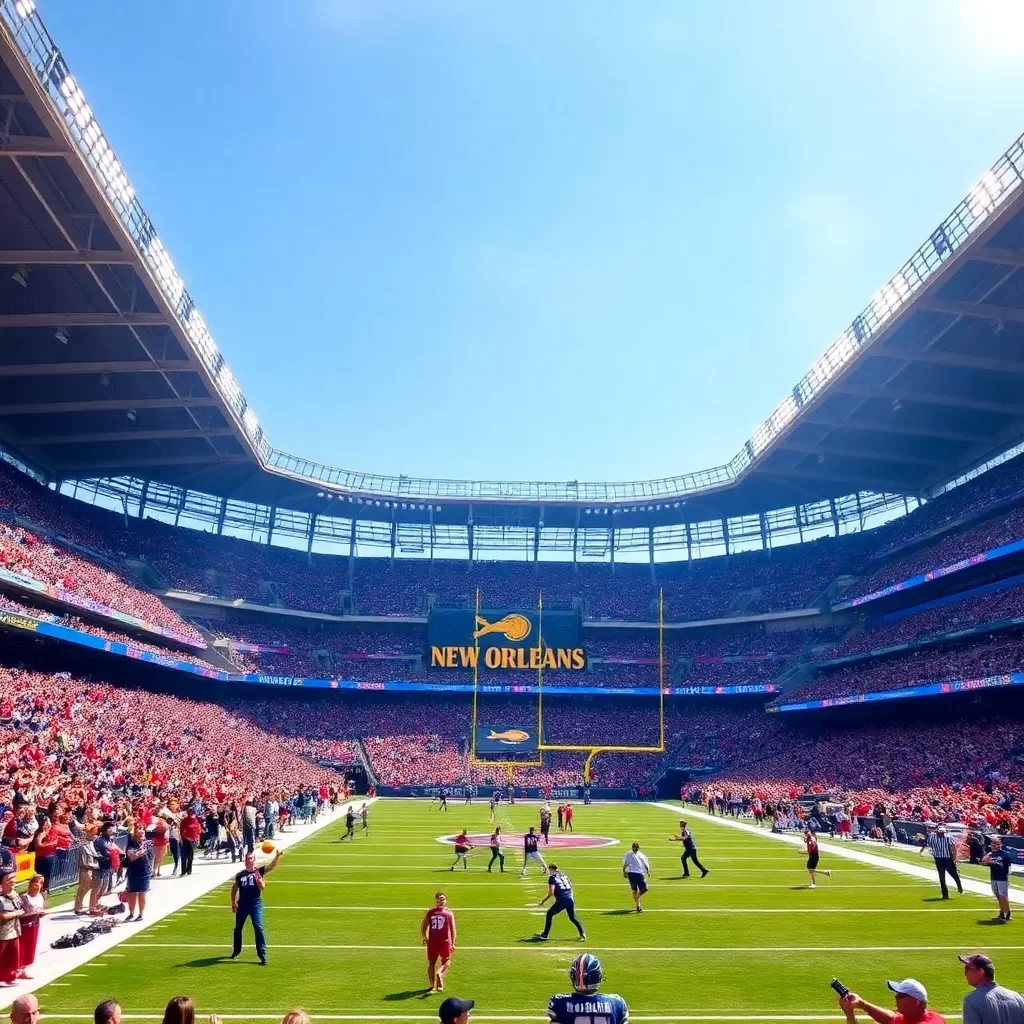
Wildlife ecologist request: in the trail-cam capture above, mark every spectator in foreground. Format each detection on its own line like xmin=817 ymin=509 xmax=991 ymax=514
xmin=10 ymin=995 xmax=39 ymax=1024
xmin=162 ymin=997 xmax=195 ymax=1024
xmin=439 ymin=997 xmax=474 ymax=1024
xmin=281 ymin=1013 xmax=311 ymax=1024
xmin=840 ymin=979 xmax=946 ymax=1024
xmin=959 ymin=954 xmax=1024 ymax=1024
xmin=93 ymin=1000 xmax=121 ymax=1024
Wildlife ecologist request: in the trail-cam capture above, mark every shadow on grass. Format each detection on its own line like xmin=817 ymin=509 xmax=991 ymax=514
xmin=658 ymin=875 xmax=690 ymax=881
xmin=601 ymin=910 xmax=636 ymax=916
xmin=977 ymin=918 xmax=1008 ymax=926
xmin=384 ymin=990 xmax=433 ymax=1001
xmin=178 ymin=956 xmax=233 ymax=968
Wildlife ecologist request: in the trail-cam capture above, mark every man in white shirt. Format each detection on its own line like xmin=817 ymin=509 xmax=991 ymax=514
xmin=622 ymin=841 xmax=651 ymax=913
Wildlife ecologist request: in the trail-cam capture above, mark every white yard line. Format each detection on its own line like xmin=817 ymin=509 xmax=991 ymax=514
xmin=654 ymin=802 xmax=1021 ymax=904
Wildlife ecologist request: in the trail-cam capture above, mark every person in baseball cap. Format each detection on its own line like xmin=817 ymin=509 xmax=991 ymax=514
xmin=839 ymin=977 xmax=946 ymax=1024
xmin=438 ymin=997 xmax=474 ymax=1024
xmin=959 ymin=954 xmax=1024 ymax=1024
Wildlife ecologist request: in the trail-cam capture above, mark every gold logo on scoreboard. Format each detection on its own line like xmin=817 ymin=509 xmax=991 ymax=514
xmin=472 ymin=613 xmax=532 ymax=642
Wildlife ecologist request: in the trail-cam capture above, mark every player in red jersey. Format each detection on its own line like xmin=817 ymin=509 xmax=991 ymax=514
xmin=421 ymin=891 xmax=457 ymax=993
xmin=803 ymin=828 xmax=831 ymax=889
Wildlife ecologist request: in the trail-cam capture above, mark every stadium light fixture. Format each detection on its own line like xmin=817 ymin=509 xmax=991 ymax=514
xmin=126 ymin=408 xmax=137 ymax=423
xmin=100 ymin=373 xmax=110 ymax=387
xmin=11 ymin=267 xmax=28 ymax=289
xmin=14 ymin=1 xmax=36 ymax=19
xmin=54 ymin=328 xmax=69 ymax=345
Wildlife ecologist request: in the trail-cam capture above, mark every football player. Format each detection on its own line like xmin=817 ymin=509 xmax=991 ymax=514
xmin=547 ymin=954 xmax=628 ymax=1024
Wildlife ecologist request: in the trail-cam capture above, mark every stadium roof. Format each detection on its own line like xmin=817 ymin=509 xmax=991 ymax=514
xmin=2 ymin=4 xmax=1024 ymax=534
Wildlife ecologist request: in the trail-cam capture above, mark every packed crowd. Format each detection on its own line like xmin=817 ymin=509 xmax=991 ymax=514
xmin=781 ymin=631 xmax=1024 ymax=705
xmin=706 ymin=715 xmax=1024 ymax=826
xmin=0 ymin=519 xmax=203 ymax=646
xmin=0 ymin=594 xmax=219 ymax=671
xmin=0 ymin=664 xmax=338 ymax=894
xmin=847 ymin=506 xmax=1024 ymax=601
xmin=827 ymin=583 xmax=1024 ymax=660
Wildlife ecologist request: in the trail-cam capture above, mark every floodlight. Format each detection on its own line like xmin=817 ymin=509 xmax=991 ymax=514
xmin=11 ymin=267 xmax=28 ymax=288
xmin=54 ymin=328 xmax=69 ymax=345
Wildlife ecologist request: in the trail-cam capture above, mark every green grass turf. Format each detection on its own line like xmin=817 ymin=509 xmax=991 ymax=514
xmin=33 ymin=800 xmax=1018 ymax=1022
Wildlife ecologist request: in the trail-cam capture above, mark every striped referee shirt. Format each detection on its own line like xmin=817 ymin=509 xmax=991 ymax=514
xmin=926 ymin=832 xmax=956 ymax=859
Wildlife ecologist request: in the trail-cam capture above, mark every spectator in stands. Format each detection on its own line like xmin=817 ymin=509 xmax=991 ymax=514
xmin=17 ymin=874 xmax=44 ymax=979
xmin=125 ymin=823 xmax=153 ymax=922
xmin=0 ymin=872 xmax=23 ymax=985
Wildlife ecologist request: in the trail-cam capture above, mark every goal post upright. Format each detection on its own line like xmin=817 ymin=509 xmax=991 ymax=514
xmin=537 ymin=588 xmax=666 ymax=780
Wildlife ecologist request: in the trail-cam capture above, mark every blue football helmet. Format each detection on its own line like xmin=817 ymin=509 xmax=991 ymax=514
xmin=569 ymin=953 xmax=603 ymax=992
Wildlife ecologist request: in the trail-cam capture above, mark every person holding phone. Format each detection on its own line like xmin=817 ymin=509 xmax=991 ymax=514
xmin=838 ymin=978 xmax=946 ymax=1024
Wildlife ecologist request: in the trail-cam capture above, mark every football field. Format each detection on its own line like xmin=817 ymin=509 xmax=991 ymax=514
xmin=34 ymin=800 xmax=1019 ymax=1022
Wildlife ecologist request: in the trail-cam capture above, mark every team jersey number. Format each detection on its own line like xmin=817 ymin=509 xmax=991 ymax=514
xmin=430 ymin=915 xmax=447 ymax=930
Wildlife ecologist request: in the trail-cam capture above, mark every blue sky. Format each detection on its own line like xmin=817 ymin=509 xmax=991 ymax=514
xmin=39 ymin=0 xmax=1024 ymax=484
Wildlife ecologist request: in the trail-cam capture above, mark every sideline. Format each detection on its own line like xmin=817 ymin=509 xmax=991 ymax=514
xmin=653 ymin=802 xmax=1022 ymax=904
xmin=0 ymin=799 xmax=373 ymax=1011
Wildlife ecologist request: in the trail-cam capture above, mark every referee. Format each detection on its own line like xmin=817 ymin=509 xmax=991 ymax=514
xmin=919 ymin=824 xmax=963 ymax=899
xmin=622 ymin=842 xmax=651 ymax=913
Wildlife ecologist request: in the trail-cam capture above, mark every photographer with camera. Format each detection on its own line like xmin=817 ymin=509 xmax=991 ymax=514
xmin=836 ymin=978 xmax=946 ymax=1024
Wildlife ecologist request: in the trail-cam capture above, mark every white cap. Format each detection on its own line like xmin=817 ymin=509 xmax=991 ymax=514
xmin=887 ymin=980 xmax=928 ymax=1003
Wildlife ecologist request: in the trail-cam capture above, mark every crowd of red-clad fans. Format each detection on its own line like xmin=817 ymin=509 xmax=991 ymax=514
xmin=706 ymin=715 xmax=1024 ymax=828
xmin=0 ymin=594 xmax=220 ymax=671
xmin=0 ymin=519 xmax=203 ymax=646
xmin=847 ymin=506 xmax=1024 ymax=600
xmin=825 ymin=582 xmax=1024 ymax=660
xmin=780 ymin=631 xmax=1024 ymax=705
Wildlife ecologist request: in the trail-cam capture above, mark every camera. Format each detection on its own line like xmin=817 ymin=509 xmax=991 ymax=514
xmin=831 ymin=979 xmax=850 ymax=999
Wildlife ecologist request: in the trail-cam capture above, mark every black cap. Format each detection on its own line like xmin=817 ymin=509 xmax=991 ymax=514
xmin=439 ymin=997 xmax=474 ymax=1023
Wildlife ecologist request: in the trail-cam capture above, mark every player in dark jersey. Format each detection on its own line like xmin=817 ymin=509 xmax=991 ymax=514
xmin=340 ymin=806 xmax=356 ymax=842
xmin=489 ymin=792 xmax=499 ymax=822
xmin=360 ymin=803 xmax=369 ymax=833
xmin=230 ymin=848 xmax=282 ymax=965
xmin=521 ymin=826 xmax=548 ymax=877
xmin=535 ymin=864 xmax=585 ymax=941
xmin=438 ymin=789 xmax=449 ymax=811
xmin=548 ymin=953 xmax=627 ymax=1024
xmin=669 ymin=819 xmax=708 ymax=878
xmin=487 ymin=827 xmax=505 ymax=873
xmin=803 ymin=828 xmax=831 ymax=888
